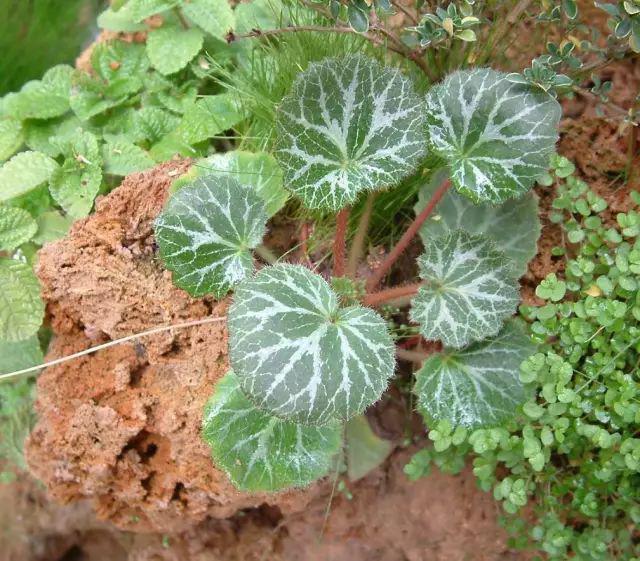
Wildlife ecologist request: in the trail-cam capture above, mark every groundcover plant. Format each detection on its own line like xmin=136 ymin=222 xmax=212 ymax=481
xmin=0 ymin=0 xmax=638 ymax=558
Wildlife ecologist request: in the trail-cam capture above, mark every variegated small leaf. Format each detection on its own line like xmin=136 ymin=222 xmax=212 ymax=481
xmin=425 ymin=68 xmax=561 ymax=203
xmin=410 ymin=230 xmax=519 ymax=348
xmin=154 ymin=175 xmax=267 ymax=298
xmin=414 ymin=320 xmax=535 ymax=428
xmin=202 ymin=371 xmax=342 ymax=492
xmin=275 ymin=55 xmax=426 ymax=211
xmin=229 ymin=264 xmax=396 ymax=425
xmin=416 ymin=168 xmax=541 ymax=277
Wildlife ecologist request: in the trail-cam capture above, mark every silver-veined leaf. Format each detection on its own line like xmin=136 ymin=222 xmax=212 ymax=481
xmin=0 ymin=151 xmax=59 ymax=202
xmin=229 ymin=264 xmax=396 ymax=425
xmin=416 ymin=168 xmax=541 ymax=277
xmin=425 ymin=68 xmax=561 ymax=203
xmin=410 ymin=230 xmax=519 ymax=348
xmin=202 ymin=371 xmax=342 ymax=492
xmin=0 ymin=205 xmax=37 ymax=250
xmin=414 ymin=320 xmax=535 ymax=428
xmin=0 ymin=258 xmax=45 ymax=342
xmin=275 ymin=55 xmax=426 ymax=211
xmin=155 ymin=175 xmax=268 ymax=298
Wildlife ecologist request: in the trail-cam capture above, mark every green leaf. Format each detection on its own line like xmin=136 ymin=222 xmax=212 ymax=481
xmin=175 ymin=95 xmax=244 ymax=144
xmin=182 ymin=0 xmax=235 ymax=39
xmin=0 ymin=119 xmax=24 ymax=162
xmin=102 ymin=139 xmax=155 ymax=176
xmin=48 ymin=131 xmax=103 ymax=218
xmin=229 ymin=264 xmax=396 ymax=425
xmin=3 ymin=65 xmax=73 ymax=120
xmin=137 ymin=106 xmax=181 ymax=144
xmin=97 ymin=5 xmax=147 ymax=31
xmin=345 ymin=415 xmax=393 ymax=481
xmin=425 ymin=68 xmax=561 ymax=203
xmin=0 ymin=151 xmax=59 ymax=202
xmin=127 ymin=0 xmax=178 ymax=21
xmin=0 ymin=258 xmax=45 ymax=342
xmin=197 ymin=151 xmax=288 ymax=216
xmin=416 ymin=168 xmax=541 ymax=277
xmin=147 ymin=25 xmax=204 ymax=75
xmin=275 ymin=55 xmax=426 ymax=211
xmin=202 ymin=371 xmax=342 ymax=492
xmin=32 ymin=211 xmax=74 ymax=245
xmin=235 ymin=0 xmax=284 ymax=34
xmin=410 ymin=230 xmax=520 ymax=348
xmin=155 ymin=175 xmax=268 ymax=297
xmin=414 ymin=320 xmax=535 ymax=429
xmin=23 ymin=115 xmax=83 ymax=158
xmin=0 ymin=206 xmax=37 ymax=250
xmin=0 ymin=336 xmax=43 ymax=375
xmin=535 ymin=272 xmax=566 ymax=302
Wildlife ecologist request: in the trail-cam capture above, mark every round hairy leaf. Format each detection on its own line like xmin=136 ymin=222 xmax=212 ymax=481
xmin=182 ymin=0 xmax=235 ymax=39
xmin=425 ymin=68 xmax=561 ymax=203
xmin=147 ymin=25 xmax=204 ymax=75
xmin=416 ymin=168 xmax=541 ymax=277
xmin=0 ymin=206 xmax=37 ymax=251
xmin=414 ymin=320 xmax=535 ymax=428
xmin=275 ymin=55 xmax=426 ymax=211
xmin=0 ymin=259 xmax=45 ymax=342
xmin=0 ymin=151 xmax=59 ymax=202
xmin=0 ymin=118 xmax=24 ymax=162
xmin=102 ymin=139 xmax=154 ymax=176
xmin=229 ymin=264 xmax=396 ymax=425
xmin=410 ymin=230 xmax=519 ymax=348
xmin=155 ymin=175 xmax=268 ymax=298
xmin=0 ymin=336 xmax=43 ymax=375
xmin=202 ymin=371 xmax=342 ymax=491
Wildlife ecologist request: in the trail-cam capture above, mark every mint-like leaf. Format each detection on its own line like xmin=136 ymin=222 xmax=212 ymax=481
xmin=0 ymin=259 xmax=45 ymax=342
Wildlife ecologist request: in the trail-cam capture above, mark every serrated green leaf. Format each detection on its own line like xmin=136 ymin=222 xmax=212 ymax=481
xmin=197 ymin=151 xmax=288 ymax=216
xmin=345 ymin=415 xmax=393 ymax=481
xmin=32 ymin=211 xmax=74 ymax=245
xmin=102 ymin=139 xmax=155 ymax=176
xmin=176 ymin=94 xmax=244 ymax=144
xmin=0 ymin=258 xmax=45 ymax=342
xmin=202 ymin=371 xmax=342 ymax=491
xmin=414 ymin=320 xmax=535 ymax=428
xmin=0 ymin=336 xmax=43 ymax=375
xmin=127 ymin=0 xmax=178 ymax=21
xmin=425 ymin=68 xmax=561 ymax=203
xmin=0 ymin=206 xmax=37 ymax=250
xmin=97 ymin=5 xmax=147 ymax=31
xmin=0 ymin=119 xmax=24 ymax=162
xmin=275 ymin=55 xmax=426 ymax=211
xmin=235 ymin=0 xmax=284 ymax=34
xmin=182 ymin=0 xmax=235 ymax=38
xmin=155 ymin=175 xmax=268 ymax=297
xmin=137 ymin=106 xmax=181 ymax=143
xmin=23 ymin=115 xmax=83 ymax=158
xmin=147 ymin=25 xmax=204 ymax=75
xmin=48 ymin=131 xmax=102 ymax=218
xmin=416 ymin=168 xmax=541 ymax=277
xmin=229 ymin=264 xmax=396 ymax=425
xmin=3 ymin=65 xmax=73 ymax=120
xmin=0 ymin=151 xmax=59 ymax=202
xmin=70 ymin=73 xmax=128 ymax=121
xmin=410 ymin=230 xmax=520 ymax=348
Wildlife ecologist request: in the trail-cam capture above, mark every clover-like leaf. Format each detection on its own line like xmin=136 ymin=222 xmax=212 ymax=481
xmin=229 ymin=264 xmax=396 ymax=425
xmin=202 ymin=371 xmax=342 ymax=492
xmin=0 ymin=258 xmax=45 ymax=342
xmin=147 ymin=25 xmax=204 ymax=75
xmin=425 ymin=68 xmax=561 ymax=203
xmin=0 ymin=151 xmax=59 ymax=202
xmin=0 ymin=205 xmax=37 ymax=251
xmin=155 ymin=175 xmax=268 ymax=298
xmin=414 ymin=320 xmax=535 ymax=428
xmin=416 ymin=168 xmax=541 ymax=277
xmin=410 ymin=230 xmax=519 ymax=348
xmin=275 ymin=55 xmax=426 ymax=211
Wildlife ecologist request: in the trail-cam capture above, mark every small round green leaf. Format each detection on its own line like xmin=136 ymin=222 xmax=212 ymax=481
xmin=147 ymin=25 xmax=204 ymax=75
xmin=414 ymin=320 xmax=535 ymax=428
xmin=416 ymin=168 xmax=541 ymax=276
xmin=0 ymin=205 xmax=37 ymax=251
xmin=0 ymin=151 xmax=59 ymax=202
xmin=202 ymin=371 xmax=342 ymax=492
xmin=229 ymin=264 xmax=396 ymax=425
xmin=0 ymin=258 xmax=45 ymax=342
xmin=425 ymin=68 xmax=561 ymax=203
xmin=275 ymin=55 xmax=427 ymax=211
xmin=155 ymin=175 xmax=268 ymax=298
xmin=410 ymin=230 xmax=520 ymax=348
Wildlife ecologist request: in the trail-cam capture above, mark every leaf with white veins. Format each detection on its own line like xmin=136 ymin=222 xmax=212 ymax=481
xmin=202 ymin=371 xmax=342 ymax=491
xmin=410 ymin=230 xmax=519 ymax=348
xmin=155 ymin=175 xmax=268 ymax=297
xmin=414 ymin=320 xmax=535 ymax=428
xmin=425 ymin=68 xmax=560 ymax=203
xmin=229 ymin=264 xmax=396 ymax=425
xmin=275 ymin=55 xmax=426 ymax=211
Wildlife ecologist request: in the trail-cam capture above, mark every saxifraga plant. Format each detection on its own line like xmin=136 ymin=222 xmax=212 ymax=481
xmin=151 ymin=53 xmax=562 ymax=492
